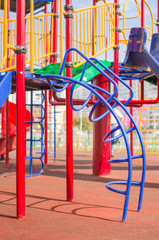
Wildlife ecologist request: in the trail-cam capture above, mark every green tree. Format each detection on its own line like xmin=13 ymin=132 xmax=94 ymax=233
xmin=73 ymin=115 xmax=80 ymax=129
xmin=82 ymin=115 xmax=93 ymax=131
xmin=73 ymin=114 xmax=93 ymax=131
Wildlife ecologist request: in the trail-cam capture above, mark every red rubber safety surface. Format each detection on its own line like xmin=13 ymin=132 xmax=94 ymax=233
xmin=0 ymin=150 xmax=159 ymax=240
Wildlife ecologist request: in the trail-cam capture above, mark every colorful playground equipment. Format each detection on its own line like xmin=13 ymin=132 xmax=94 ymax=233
xmin=0 ymin=0 xmax=159 ymax=222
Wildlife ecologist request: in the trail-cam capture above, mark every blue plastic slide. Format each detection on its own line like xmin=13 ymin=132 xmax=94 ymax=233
xmin=123 ymin=28 xmax=159 ymax=78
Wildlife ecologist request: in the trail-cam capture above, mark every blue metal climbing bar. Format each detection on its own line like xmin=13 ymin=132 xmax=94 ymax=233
xmin=25 ymin=91 xmax=45 ymax=177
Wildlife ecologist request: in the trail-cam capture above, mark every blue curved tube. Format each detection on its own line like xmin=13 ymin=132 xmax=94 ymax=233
xmin=37 ymin=48 xmax=146 ymax=222
xmin=104 ymin=126 xmax=136 ymax=143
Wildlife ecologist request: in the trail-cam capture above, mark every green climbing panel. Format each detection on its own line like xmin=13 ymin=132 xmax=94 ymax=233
xmin=35 ymin=60 xmax=111 ymax=89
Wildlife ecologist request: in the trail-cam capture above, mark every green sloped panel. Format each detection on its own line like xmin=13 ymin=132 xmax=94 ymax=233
xmin=35 ymin=60 xmax=111 ymax=89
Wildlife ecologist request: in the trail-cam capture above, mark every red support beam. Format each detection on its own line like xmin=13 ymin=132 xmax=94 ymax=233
xmin=66 ymin=0 xmax=73 ymax=201
xmin=114 ymin=0 xmax=119 ymax=84
xmin=5 ymin=100 xmax=9 ymax=165
xmin=16 ymin=0 xmax=26 ymax=219
xmin=6 ymin=0 xmax=11 ymax=165
xmin=93 ymin=75 xmax=111 ymax=175
xmin=130 ymin=80 xmax=133 ymax=156
xmin=92 ymin=0 xmax=111 ymax=176
xmin=49 ymin=90 xmax=96 ymax=106
xmin=51 ymin=0 xmax=58 ymax=63
xmin=45 ymin=90 xmax=48 ymax=164
xmin=92 ymin=0 xmax=96 ymax=56
xmin=141 ymin=0 xmax=145 ymax=28
xmin=158 ymin=0 xmax=159 ymax=33
xmin=44 ymin=3 xmax=48 ymax=164
xmin=48 ymin=0 xmax=59 ymax=162
xmin=1 ymin=106 xmax=5 ymax=160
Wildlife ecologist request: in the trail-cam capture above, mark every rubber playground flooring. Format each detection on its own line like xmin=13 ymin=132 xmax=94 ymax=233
xmin=0 ymin=149 xmax=159 ymax=240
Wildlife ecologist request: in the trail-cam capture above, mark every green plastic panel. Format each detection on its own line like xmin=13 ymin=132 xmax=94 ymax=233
xmin=35 ymin=60 xmax=111 ymax=89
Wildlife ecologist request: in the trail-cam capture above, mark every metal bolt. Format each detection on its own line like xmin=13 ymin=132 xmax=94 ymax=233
xmin=20 ymin=71 xmax=23 ymax=75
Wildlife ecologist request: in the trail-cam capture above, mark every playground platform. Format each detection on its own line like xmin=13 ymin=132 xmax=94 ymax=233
xmin=0 ymin=150 xmax=158 ymax=240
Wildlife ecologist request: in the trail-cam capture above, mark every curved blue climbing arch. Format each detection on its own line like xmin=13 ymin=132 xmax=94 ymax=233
xmin=35 ymin=48 xmax=146 ymax=222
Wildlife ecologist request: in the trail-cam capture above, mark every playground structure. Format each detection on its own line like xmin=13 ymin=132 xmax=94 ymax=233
xmin=0 ymin=0 xmax=159 ymax=222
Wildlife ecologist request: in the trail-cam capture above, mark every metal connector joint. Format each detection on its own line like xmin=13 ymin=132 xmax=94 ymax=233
xmin=53 ymin=14 xmax=59 ymax=18
xmin=15 ymin=45 xmax=27 ymax=54
xmin=52 ymin=52 xmax=59 ymax=57
xmin=115 ymin=10 xmax=121 ymax=16
xmin=113 ymin=45 xmax=120 ymax=50
xmin=115 ymin=3 xmax=120 ymax=8
xmin=65 ymin=62 xmax=74 ymax=68
xmin=64 ymin=12 xmax=73 ymax=18
xmin=64 ymin=4 xmax=74 ymax=11
xmin=115 ymin=27 xmax=121 ymax=32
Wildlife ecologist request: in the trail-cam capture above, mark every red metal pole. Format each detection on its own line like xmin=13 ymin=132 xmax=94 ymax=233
xmin=44 ymin=3 xmax=48 ymax=164
xmin=49 ymin=90 xmax=96 ymax=105
xmin=16 ymin=0 xmax=26 ymax=219
xmin=93 ymin=75 xmax=111 ymax=175
xmin=141 ymin=0 xmax=145 ymax=28
xmin=1 ymin=106 xmax=5 ymax=160
xmin=92 ymin=0 xmax=96 ymax=56
xmin=92 ymin=0 xmax=111 ymax=176
xmin=66 ymin=0 xmax=73 ymax=201
xmin=51 ymin=0 xmax=58 ymax=64
xmin=114 ymin=0 xmax=119 ymax=84
xmin=130 ymin=80 xmax=133 ymax=156
xmin=5 ymin=0 xmax=11 ymax=165
xmin=45 ymin=91 xmax=48 ymax=164
xmin=5 ymin=100 xmax=9 ymax=165
xmin=158 ymin=0 xmax=159 ymax=33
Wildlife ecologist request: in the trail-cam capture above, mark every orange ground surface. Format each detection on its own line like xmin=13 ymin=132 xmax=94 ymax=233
xmin=0 ymin=150 xmax=159 ymax=240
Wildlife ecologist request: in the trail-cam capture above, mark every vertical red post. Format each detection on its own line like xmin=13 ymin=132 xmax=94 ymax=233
xmin=141 ymin=0 xmax=145 ymax=28
xmin=66 ymin=0 xmax=73 ymax=201
xmin=45 ymin=90 xmax=48 ymax=164
xmin=5 ymin=0 xmax=11 ymax=165
xmin=158 ymin=0 xmax=159 ymax=33
xmin=92 ymin=0 xmax=96 ymax=56
xmin=51 ymin=0 xmax=58 ymax=64
xmin=92 ymin=0 xmax=111 ymax=176
xmin=1 ymin=106 xmax=5 ymax=160
xmin=16 ymin=0 xmax=26 ymax=219
xmin=49 ymin=0 xmax=59 ymax=161
xmin=139 ymin=0 xmax=145 ymax=155
xmin=114 ymin=0 xmax=119 ymax=82
xmin=44 ymin=3 xmax=48 ymax=164
xmin=93 ymin=76 xmax=111 ymax=175
xmin=5 ymin=100 xmax=9 ymax=165
xmin=49 ymin=0 xmax=58 ymax=116
xmin=130 ymin=80 xmax=133 ymax=156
